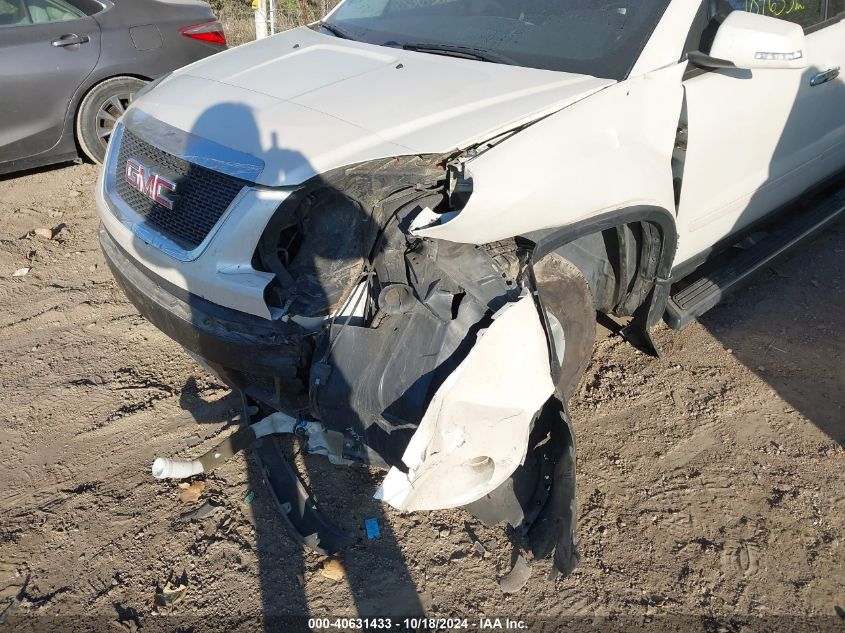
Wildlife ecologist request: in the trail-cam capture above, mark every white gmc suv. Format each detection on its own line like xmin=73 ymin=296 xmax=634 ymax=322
xmin=95 ymin=0 xmax=845 ymax=574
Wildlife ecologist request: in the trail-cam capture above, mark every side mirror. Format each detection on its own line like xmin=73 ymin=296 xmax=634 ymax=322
xmin=689 ymin=10 xmax=807 ymax=71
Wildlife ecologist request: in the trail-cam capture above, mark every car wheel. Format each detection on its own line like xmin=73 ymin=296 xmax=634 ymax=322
xmin=532 ymin=254 xmax=596 ymax=401
xmin=76 ymin=76 xmax=148 ymax=164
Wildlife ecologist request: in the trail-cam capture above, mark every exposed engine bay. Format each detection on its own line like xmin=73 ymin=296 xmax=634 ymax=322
xmin=179 ymin=155 xmax=582 ymax=575
xmin=101 ymin=140 xmax=675 ymax=577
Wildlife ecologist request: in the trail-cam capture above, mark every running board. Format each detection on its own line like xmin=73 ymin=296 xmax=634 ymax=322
xmin=665 ymin=185 xmax=845 ymax=330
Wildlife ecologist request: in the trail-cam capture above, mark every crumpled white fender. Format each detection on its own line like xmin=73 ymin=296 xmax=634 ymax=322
xmin=375 ymin=295 xmax=554 ymax=511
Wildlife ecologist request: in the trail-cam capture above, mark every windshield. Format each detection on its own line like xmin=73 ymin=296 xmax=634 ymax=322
xmin=322 ymin=0 xmax=671 ymax=79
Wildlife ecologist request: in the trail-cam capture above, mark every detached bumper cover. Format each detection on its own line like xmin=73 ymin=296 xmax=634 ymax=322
xmin=377 ymin=295 xmax=555 ymax=511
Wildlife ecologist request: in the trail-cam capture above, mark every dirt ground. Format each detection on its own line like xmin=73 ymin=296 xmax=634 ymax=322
xmin=0 ymin=162 xmax=843 ymax=632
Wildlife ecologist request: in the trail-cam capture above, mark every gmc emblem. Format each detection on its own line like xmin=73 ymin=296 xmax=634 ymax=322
xmin=124 ymin=158 xmax=177 ymax=210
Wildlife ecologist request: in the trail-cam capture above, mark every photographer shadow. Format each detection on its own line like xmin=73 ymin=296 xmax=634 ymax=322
xmin=172 ymin=101 xmax=427 ymax=628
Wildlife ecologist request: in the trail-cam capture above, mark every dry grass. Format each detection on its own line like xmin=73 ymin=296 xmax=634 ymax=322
xmin=214 ymin=0 xmax=340 ymax=46
xmin=214 ymin=0 xmax=256 ymax=46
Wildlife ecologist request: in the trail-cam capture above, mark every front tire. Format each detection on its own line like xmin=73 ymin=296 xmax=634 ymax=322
xmin=532 ymin=254 xmax=596 ymax=401
xmin=76 ymin=76 xmax=147 ymax=164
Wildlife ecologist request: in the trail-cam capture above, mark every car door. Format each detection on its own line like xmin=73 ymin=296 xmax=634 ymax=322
xmin=0 ymin=0 xmax=101 ymax=165
xmin=674 ymin=0 xmax=845 ymax=266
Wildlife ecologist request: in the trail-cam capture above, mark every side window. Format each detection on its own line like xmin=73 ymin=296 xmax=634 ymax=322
xmin=830 ymin=0 xmax=844 ymax=15
xmin=0 ymin=0 xmax=30 ymax=27
xmin=24 ymin=0 xmax=85 ymax=23
xmin=723 ymin=0 xmax=825 ymax=30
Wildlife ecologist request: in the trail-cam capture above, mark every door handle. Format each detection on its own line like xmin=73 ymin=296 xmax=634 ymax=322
xmin=810 ymin=67 xmax=840 ymax=87
xmin=51 ymin=34 xmax=90 ymax=47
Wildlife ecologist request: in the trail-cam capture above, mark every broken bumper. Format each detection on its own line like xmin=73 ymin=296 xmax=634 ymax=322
xmin=99 ymin=226 xmax=310 ymax=394
xmin=377 ymin=295 xmax=554 ymax=511
xmin=100 ymin=177 xmax=581 ymax=575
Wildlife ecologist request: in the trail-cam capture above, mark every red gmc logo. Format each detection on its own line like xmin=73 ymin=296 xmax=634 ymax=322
xmin=124 ymin=158 xmax=177 ymax=210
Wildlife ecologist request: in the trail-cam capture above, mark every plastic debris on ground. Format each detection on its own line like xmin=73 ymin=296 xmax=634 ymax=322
xmin=498 ymin=555 xmax=531 ymax=594
xmin=178 ymin=500 xmax=221 ymax=523
xmin=243 ymin=489 xmax=255 ymax=504
xmin=364 ymin=517 xmax=381 ymax=540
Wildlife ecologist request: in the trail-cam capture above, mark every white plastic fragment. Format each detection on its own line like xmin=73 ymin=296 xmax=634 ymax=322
xmin=499 ymin=555 xmax=532 ymax=594
xmin=11 ymin=267 xmax=30 ymax=277
xmin=151 ymin=457 xmax=204 ymax=480
xmin=408 ymin=206 xmax=460 ymax=235
xmin=375 ymin=295 xmax=554 ymax=511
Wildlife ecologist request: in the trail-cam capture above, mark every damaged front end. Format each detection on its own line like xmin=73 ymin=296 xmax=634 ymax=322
xmin=138 ymin=154 xmax=581 ymax=575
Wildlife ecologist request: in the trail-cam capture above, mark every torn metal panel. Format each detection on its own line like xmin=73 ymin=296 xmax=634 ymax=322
xmin=376 ymin=295 xmax=555 ymax=511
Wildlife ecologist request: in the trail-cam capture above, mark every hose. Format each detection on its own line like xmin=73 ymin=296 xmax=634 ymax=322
xmin=151 ymin=412 xmax=324 ymax=480
xmin=152 ymin=457 xmax=204 ymax=479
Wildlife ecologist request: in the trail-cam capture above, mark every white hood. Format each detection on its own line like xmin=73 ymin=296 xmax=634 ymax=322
xmin=131 ymin=27 xmax=614 ymax=187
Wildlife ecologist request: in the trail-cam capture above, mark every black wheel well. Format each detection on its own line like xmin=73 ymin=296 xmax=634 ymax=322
xmin=527 ymin=207 xmax=678 ymax=321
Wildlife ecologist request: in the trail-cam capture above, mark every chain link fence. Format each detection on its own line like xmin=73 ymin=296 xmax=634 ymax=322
xmin=212 ymin=0 xmax=340 ymax=46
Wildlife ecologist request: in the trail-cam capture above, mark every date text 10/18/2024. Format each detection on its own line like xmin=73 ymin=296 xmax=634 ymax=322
xmin=308 ymin=618 xmax=529 ymax=630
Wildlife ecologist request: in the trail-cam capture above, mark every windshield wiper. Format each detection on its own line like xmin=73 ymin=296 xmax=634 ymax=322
xmin=315 ymin=21 xmax=354 ymax=40
xmin=399 ymin=43 xmax=523 ymax=67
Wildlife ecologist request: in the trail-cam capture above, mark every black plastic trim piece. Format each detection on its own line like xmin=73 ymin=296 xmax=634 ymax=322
xmin=243 ymin=395 xmax=356 ymax=555
xmin=665 ymin=184 xmax=845 ymax=330
xmin=687 ymin=50 xmax=737 ymax=69
xmin=528 ymin=206 xmax=677 ymax=265
xmin=613 ymin=224 xmax=631 ymax=308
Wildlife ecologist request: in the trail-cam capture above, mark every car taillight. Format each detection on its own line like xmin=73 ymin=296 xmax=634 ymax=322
xmin=179 ymin=20 xmax=227 ymax=46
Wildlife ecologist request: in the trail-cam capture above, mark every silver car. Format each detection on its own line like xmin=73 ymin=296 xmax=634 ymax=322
xmin=0 ymin=0 xmax=226 ymax=175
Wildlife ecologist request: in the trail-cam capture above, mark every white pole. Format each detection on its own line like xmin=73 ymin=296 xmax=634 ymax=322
xmin=253 ymin=0 xmax=268 ymax=39
xmin=269 ymin=0 xmax=277 ymax=35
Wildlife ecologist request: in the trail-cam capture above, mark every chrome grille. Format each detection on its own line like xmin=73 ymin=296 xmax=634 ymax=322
xmin=113 ymin=129 xmax=246 ymax=250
